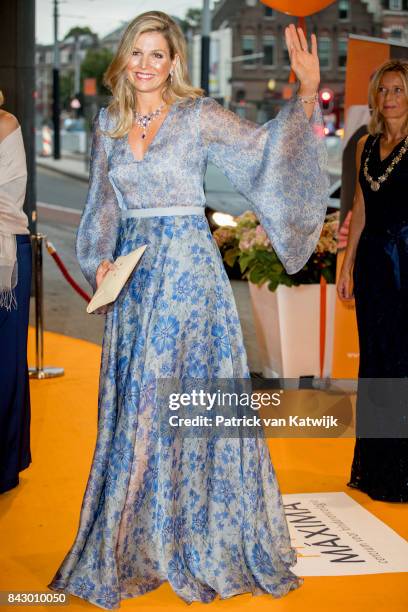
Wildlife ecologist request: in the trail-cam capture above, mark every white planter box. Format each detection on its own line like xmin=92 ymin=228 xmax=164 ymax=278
xmin=248 ymin=282 xmax=336 ymax=379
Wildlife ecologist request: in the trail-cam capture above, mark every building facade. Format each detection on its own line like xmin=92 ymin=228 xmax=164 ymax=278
xmin=381 ymin=0 xmax=408 ymax=42
xmin=211 ymin=0 xmax=383 ymax=120
xmin=35 ymin=2 xmax=408 ymax=125
xmin=36 ymin=33 xmax=98 ymax=124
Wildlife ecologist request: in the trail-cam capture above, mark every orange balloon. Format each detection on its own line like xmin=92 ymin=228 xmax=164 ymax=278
xmin=261 ymin=0 xmax=335 ymax=17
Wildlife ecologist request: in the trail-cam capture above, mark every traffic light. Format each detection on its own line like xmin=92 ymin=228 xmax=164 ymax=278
xmin=319 ymin=88 xmax=334 ymax=113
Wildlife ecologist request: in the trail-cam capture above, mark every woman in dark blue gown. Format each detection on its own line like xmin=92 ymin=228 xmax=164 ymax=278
xmin=337 ymin=60 xmax=408 ymax=502
xmin=0 ymin=93 xmax=32 ymax=494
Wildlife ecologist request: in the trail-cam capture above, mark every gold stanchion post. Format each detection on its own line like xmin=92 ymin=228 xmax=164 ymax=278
xmin=29 ymin=233 xmax=64 ymax=379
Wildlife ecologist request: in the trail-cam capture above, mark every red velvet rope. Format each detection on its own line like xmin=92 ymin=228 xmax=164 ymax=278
xmin=46 ymin=241 xmax=91 ymax=303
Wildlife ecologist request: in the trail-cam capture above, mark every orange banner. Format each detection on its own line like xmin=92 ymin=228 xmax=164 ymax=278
xmin=344 ymin=38 xmax=389 ymax=109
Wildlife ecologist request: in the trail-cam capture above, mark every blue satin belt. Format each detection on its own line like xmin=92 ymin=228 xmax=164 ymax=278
xmin=122 ymin=206 xmax=205 ymax=219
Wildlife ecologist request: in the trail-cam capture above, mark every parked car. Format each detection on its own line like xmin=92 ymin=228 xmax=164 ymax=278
xmin=63 ymin=117 xmax=86 ymax=132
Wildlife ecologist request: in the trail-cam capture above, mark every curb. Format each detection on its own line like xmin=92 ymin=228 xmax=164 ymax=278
xmin=36 ymin=158 xmax=89 ymax=183
xmin=37 ymin=201 xmax=82 ymax=227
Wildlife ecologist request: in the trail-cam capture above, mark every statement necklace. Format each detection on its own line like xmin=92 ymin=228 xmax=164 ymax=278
xmin=133 ymin=104 xmax=165 ymax=139
xmin=364 ymin=134 xmax=408 ymax=191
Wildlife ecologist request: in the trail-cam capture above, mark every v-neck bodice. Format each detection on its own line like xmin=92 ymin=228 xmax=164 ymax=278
xmin=102 ymin=99 xmax=209 ymax=212
xmin=376 ymin=134 xmax=407 ymax=164
xmin=126 ymin=103 xmax=177 ymax=163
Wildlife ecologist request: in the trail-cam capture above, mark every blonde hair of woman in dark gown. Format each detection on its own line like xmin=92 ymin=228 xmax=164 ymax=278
xmin=338 ymin=59 xmax=408 ymax=502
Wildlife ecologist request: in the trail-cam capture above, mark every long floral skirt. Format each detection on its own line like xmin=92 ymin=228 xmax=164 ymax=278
xmin=48 ymin=215 xmax=302 ymax=608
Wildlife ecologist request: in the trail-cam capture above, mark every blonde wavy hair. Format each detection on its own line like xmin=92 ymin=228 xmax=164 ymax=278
xmin=368 ymin=59 xmax=408 ymax=136
xmin=0 ymin=90 xmax=4 ymax=107
xmin=103 ymin=11 xmax=203 ymax=138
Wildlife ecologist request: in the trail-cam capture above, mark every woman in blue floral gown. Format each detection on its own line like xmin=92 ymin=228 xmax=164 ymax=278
xmin=48 ymin=11 xmax=328 ymax=609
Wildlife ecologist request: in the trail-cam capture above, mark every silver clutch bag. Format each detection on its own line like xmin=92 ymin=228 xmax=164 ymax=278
xmin=86 ymin=245 xmax=147 ymax=314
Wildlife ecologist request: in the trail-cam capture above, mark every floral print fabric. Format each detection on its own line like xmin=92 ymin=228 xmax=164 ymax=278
xmin=48 ymin=96 xmax=328 ymax=608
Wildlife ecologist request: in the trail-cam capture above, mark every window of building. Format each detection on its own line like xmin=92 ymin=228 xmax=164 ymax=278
xmin=338 ymin=38 xmax=347 ymax=69
xmin=262 ymin=35 xmax=275 ymax=66
xmin=282 ymin=35 xmax=290 ymax=68
xmin=318 ymin=38 xmax=332 ymax=69
xmin=242 ymin=35 xmax=256 ymax=66
xmin=339 ymin=0 xmax=350 ymax=20
xmin=389 ymin=0 xmax=402 ymax=10
xmin=264 ymin=6 xmax=274 ymax=17
xmin=390 ymin=27 xmax=403 ymax=39
xmin=60 ymin=49 xmax=69 ymax=64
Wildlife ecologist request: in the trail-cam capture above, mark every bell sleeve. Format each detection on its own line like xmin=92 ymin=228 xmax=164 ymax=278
xmin=199 ymin=96 xmax=329 ymax=274
xmin=75 ymin=108 xmax=121 ymax=292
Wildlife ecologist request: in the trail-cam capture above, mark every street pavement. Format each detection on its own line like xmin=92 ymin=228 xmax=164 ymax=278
xmin=38 ymin=167 xmax=87 ymax=210
xmin=29 ymin=220 xmax=106 ymax=350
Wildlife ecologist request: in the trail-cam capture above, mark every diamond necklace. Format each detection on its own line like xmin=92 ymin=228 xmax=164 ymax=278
xmin=363 ymin=134 xmax=408 ymax=191
xmin=133 ymin=104 xmax=165 ymax=139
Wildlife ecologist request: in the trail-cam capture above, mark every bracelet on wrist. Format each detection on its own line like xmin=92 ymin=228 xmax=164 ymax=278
xmin=297 ymin=92 xmax=318 ymax=104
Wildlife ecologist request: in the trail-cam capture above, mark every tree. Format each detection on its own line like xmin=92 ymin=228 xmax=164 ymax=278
xmin=185 ymin=8 xmax=202 ymax=28
xmin=81 ymin=48 xmax=114 ymax=95
xmin=60 ymin=71 xmax=74 ymax=110
xmin=179 ymin=8 xmax=202 ymax=34
xmin=64 ymin=26 xmax=96 ymax=41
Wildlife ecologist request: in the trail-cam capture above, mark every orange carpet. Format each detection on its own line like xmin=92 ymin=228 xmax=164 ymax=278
xmin=0 ymin=328 xmax=407 ymax=611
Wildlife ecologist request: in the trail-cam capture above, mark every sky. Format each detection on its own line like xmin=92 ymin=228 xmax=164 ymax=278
xmin=36 ymin=0 xmax=214 ymax=44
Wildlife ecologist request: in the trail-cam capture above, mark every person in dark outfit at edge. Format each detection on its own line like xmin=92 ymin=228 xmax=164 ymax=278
xmin=0 ymin=90 xmax=32 ymax=494
xmin=338 ymin=59 xmax=408 ymax=502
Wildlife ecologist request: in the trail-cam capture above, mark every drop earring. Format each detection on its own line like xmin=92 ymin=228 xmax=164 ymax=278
xmin=169 ymin=70 xmax=174 ymax=83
